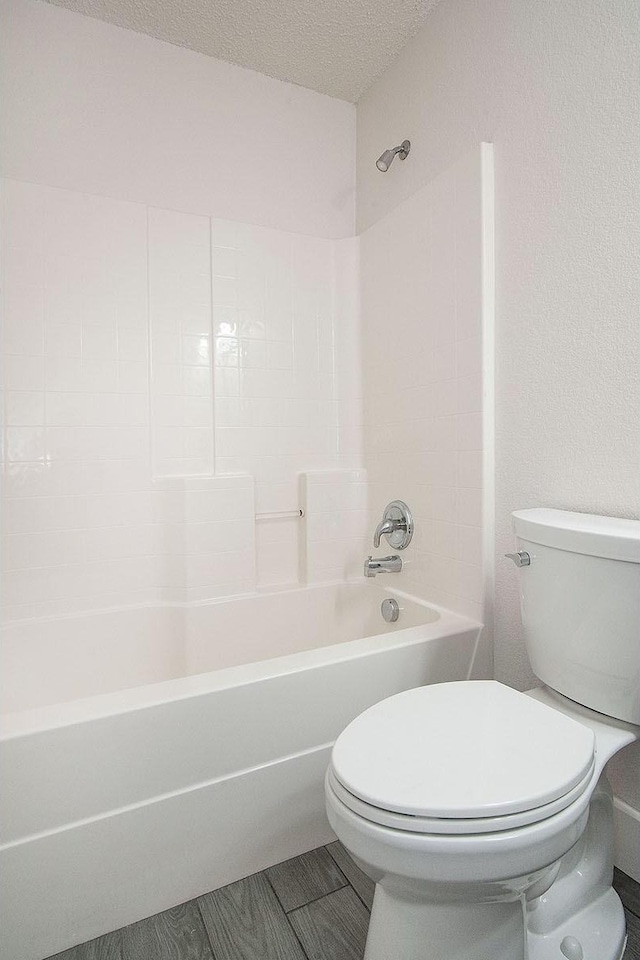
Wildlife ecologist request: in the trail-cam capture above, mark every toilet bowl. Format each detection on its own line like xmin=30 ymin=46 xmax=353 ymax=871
xmin=326 ymin=681 xmax=637 ymax=960
xmin=326 ymin=510 xmax=640 ymax=960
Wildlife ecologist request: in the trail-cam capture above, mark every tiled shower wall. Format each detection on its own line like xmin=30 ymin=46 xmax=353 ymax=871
xmin=1 ymin=179 xmax=363 ymax=620
xmin=360 ymin=149 xmax=485 ymax=622
xmin=2 ymin=152 xmax=484 ymax=624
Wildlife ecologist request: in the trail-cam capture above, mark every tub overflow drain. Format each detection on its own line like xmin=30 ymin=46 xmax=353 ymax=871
xmin=381 ymin=598 xmax=400 ymax=623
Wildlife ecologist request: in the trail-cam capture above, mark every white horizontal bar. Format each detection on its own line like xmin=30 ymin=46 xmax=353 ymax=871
xmin=255 ymin=509 xmax=305 ymax=521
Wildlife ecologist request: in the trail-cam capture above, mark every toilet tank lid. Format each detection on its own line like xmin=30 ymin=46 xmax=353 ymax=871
xmin=513 ymin=508 xmax=640 ymax=563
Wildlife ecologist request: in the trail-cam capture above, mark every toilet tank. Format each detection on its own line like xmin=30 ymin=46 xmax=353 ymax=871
xmin=513 ymin=508 xmax=640 ymax=725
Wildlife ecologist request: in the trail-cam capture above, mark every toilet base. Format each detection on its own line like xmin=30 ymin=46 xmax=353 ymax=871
xmin=527 ymin=887 xmax=627 ymax=960
xmin=361 ymin=777 xmax=627 ymax=960
xmin=525 ymin=774 xmax=627 ymax=960
xmin=364 ymin=885 xmax=526 ymax=960
xmin=363 ymin=884 xmax=626 ymax=960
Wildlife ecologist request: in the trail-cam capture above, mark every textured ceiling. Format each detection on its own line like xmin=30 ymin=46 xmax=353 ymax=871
xmin=42 ymin=0 xmax=443 ymax=102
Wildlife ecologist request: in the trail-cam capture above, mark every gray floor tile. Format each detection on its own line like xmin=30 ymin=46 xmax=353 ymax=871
xmin=122 ymin=901 xmax=213 ymax=960
xmin=198 ymin=872 xmax=306 ymax=960
xmin=288 ymin=886 xmax=370 ymax=960
xmin=616 ymin=868 xmax=640 ymax=918
xmin=48 ymin=931 xmax=124 ymax=960
xmin=624 ymin=910 xmax=640 ymax=960
xmin=266 ymin=846 xmax=348 ymax=912
xmin=325 ymin=842 xmax=375 ymax=911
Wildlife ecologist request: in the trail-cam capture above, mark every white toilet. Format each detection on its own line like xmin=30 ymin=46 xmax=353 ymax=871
xmin=325 ymin=509 xmax=640 ymax=960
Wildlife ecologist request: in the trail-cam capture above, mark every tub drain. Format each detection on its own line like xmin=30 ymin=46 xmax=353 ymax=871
xmin=381 ymin=598 xmax=400 ymax=623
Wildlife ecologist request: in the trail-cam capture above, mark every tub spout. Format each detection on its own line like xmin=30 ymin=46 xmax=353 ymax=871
xmin=364 ymin=555 xmax=402 ymax=578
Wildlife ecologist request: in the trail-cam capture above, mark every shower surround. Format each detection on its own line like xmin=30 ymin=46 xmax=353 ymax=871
xmin=1 ymin=155 xmax=489 ymax=624
xmin=1 ymin=179 xmax=366 ymax=616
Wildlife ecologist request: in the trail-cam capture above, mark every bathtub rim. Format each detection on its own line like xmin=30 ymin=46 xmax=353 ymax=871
xmin=0 ymin=582 xmax=482 ymax=741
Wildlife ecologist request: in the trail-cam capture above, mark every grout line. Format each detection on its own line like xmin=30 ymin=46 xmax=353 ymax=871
xmin=194 ymin=896 xmax=219 ymax=960
xmin=324 ymin=842 xmax=373 ymax=914
xmin=284 ymin=881 xmax=350 ymax=916
xmin=209 ymin=219 xmax=217 ymax=476
xmin=261 ymin=849 xmax=350 ymax=915
xmin=145 ymin=206 xmax=155 ymax=483
xmin=262 ymin=869 xmax=313 ymax=960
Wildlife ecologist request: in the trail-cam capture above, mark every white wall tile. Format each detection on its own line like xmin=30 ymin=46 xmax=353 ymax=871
xmin=4 ymin=311 xmax=44 ymax=356
xmin=457 ymin=413 xmax=482 ymax=450
xmin=5 ymin=392 xmax=45 ymax=426
xmin=82 ymin=325 xmax=118 ymax=361
xmin=149 ymin=207 xmax=213 ymax=479
xmin=457 ymin=375 xmax=482 ymax=414
xmin=4 ymin=355 xmax=45 ymax=392
xmin=304 ymin=470 xmax=369 ymax=584
xmin=2 ymin=179 xmax=361 ymax=620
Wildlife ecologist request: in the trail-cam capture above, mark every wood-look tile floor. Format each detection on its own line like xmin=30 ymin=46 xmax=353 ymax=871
xmin=50 ymin=845 xmax=640 ymax=960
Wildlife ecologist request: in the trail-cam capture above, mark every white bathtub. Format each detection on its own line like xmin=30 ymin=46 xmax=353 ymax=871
xmin=0 ymin=582 xmax=483 ymax=960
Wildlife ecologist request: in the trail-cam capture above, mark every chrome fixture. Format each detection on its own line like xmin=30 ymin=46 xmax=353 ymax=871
xmin=505 ymin=551 xmax=531 ymax=567
xmin=374 ymin=500 xmax=413 ymax=550
xmin=381 ymin=598 xmax=400 ymax=623
xmin=364 ymin=555 xmax=402 ymax=578
xmin=376 ymin=140 xmax=411 ymax=172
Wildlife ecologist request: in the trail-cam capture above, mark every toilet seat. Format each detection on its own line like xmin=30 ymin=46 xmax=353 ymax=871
xmin=330 ymin=681 xmax=596 ymax=832
xmin=327 ymin=763 xmax=596 ymax=834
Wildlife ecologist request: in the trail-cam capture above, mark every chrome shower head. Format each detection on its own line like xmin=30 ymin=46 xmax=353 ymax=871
xmin=376 ymin=139 xmax=411 ymax=172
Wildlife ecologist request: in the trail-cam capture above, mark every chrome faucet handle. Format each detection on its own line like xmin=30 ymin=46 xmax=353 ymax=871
xmin=373 ymin=501 xmax=413 ymax=550
xmin=505 ymin=551 xmax=531 ymax=567
xmin=373 ymin=518 xmax=405 ymax=548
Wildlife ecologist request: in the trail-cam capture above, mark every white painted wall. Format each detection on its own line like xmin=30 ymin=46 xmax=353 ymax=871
xmin=356 ymin=0 xmax=640 ymax=873
xmin=0 ymin=0 xmax=355 ymax=239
